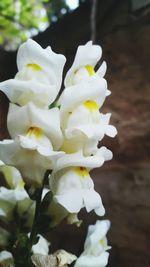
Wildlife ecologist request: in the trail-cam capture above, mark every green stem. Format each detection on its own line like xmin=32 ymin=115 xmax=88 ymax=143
xmin=24 ymin=169 xmax=51 ymax=267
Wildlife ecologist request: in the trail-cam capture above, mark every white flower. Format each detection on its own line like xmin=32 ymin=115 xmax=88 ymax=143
xmin=0 ymin=251 xmax=14 ymax=267
xmin=60 ymin=76 xmax=107 ymax=117
xmin=7 ymin=102 xmax=63 ymax=150
xmin=31 ymin=234 xmax=50 ymax=255
xmin=64 ymin=41 xmax=107 ymax=87
xmin=74 ymin=220 xmax=111 ymax=267
xmin=0 ymin=101 xmax=64 ymax=186
xmin=17 ymin=39 xmax=66 ymax=88
xmin=0 ymin=39 xmax=66 ymax=108
xmin=0 ymin=136 xmax=64 ymax=186
xmin=59 ymin=76 xmax=117 ymax=155
xmin=50 ymin=148 xmax=112 ymax=216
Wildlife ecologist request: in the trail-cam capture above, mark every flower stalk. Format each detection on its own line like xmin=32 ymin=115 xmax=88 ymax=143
xmin=24 ymin=170 xmax=51 ymax=267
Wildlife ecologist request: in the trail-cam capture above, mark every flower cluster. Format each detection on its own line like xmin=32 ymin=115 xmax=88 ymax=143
xmin=0 ymin=39 xmax=117 ymax=266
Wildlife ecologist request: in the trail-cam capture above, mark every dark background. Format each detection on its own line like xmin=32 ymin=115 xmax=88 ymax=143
xmin=0 ymin=1 xmax=150 ymax=266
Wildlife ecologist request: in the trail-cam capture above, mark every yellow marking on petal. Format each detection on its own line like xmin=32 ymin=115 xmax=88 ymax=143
xmin=18 ymin=179 xmax=25 ymax=189
xmin=26 ymin=63 xmax=42 ymax=71
xmin=26 ymin=127 xmax=43 ymax=138
xmin=85 ymin=65 xmax=95 ymax=76
xmin=99 ymin=238 xmax=105 ymax=247
xmin=74 ymin=167 xmax=89 ymax=178
xmin=83 ymin=100 xmax=99 ymax=111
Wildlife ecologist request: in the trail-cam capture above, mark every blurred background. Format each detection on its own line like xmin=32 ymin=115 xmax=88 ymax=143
xmin=0 ymin=0 xmax=150 ymax=266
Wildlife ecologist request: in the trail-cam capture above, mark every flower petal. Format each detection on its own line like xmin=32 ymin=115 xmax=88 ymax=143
xmin=0 ymin=79 xmax=56 ymax=108
xmin=54 ymin=191 xmax=83 ymax=213
xmin=74 ymin=252 xmax=109 ymax=267
xmin=83 ymin=189 xmax=105 ymax=216
xmin=52 ymin=150 xmax=107 ymax=173
xmin=97 ymin=61 xmax=107 ymax=78
xmin=31 ymin=234 xmax=50 ymax=255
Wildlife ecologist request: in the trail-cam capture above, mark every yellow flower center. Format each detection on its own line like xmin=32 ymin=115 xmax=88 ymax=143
xmin=85 ymin=65 xmax=95 ymax=76
xmin=18 ymin=179 xmax=25 ymax=189
xmin=26 ymin=63 xmax=42 ymax=71
xmin=26 ymin=127 xmax=43 ymax=138
xmin=83 ymin=100 xmax=99 ymax=111
xmin=99 ymin=238 xmax=105 ymax=247
xmin=74 ymin=167 xmax=89 ymax=178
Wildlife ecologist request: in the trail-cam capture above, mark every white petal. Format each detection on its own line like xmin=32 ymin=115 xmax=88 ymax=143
xmin=65 ymin=125 xmax=103 ymax=141
xmin=96 ymin=147 xmax=113 ymax=161
xmin=52 ymin=151 xmax=105 ymax=173
xmin=54 ymin=191 xmax=83 ymax=213
xmin=105 ymin=125 xmax=117 ymax=138
xmin=50 ymin=168 xmax=84 ymax=213
xmin=84 ymin=220 xmax=111 ymax=251
xmin=106 ymin=89 xmax=111 ymax=96
xmin=31 ymin=234 xmax=50 ymax=255
xmin=0 ymin=79 xmax=57 ymax=108
xmin=0 ymin=164 xmax=22 ymax=189
xmin=97 ymin=61 xmax=107 ymax=78
xmin=83 ymin=189 xmax=105 ymax=216
xmin=74 ymin=252 xmax=109 ymax=267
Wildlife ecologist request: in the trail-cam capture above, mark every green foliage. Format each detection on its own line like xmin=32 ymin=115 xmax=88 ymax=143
xmin=0 ymin=0 xmax=48 ymax=50
xmin=0 ymin=0 xmax=83 ymax=50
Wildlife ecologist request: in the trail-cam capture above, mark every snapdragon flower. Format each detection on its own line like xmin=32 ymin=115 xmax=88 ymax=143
xmin=0 ymin=39 xmax=66 ymax=108
xmin=59 ymin=76 xmax=117 ymax=155
xmin=7 ymin=102 xmax=63 ymax=151
xmin=49 ymin=148 xmax=112 ymax=216
xmin=64 ymin=41 xmax=106 ymax=87
xmin=74 ymin=220 xmax=111 ymax=267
